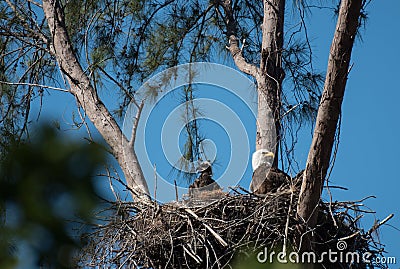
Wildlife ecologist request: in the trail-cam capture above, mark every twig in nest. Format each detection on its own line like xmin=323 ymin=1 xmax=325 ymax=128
xmin=185 ymin=208 xmax=228 ymax=247
xmin=182 ymin=244 xmax=202 ymax=264
xmin=367 ymin=213 xmax=394 ymax=236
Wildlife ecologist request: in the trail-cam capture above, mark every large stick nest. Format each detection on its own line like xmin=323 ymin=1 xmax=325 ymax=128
xmin=79 ymin=179 xmax=388 ymax=269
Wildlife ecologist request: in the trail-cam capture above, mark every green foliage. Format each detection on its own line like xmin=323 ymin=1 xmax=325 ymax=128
xmin=175 ymin=83 xmax=205 ymax=184
xmin=0 ymin=3 xmax=57 ymax=148
xmin=0 ymin=0 xmax=364 ymax=170
xmin=0 ymin=125 xmax=105 ymax=269
xmin=0 ymin=37 xmax=24 ymax=162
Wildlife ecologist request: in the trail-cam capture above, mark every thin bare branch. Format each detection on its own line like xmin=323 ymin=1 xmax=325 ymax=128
xmin=0 ymin=80 xmax=69 ymax=92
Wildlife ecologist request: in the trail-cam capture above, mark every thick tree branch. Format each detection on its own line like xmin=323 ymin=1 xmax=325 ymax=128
xmin=42 ymin=0 xmax=150 ymax=199
xmin=226 ymin=35 xmax=259 ymax=77
xmin=220 ymin=0 xmax=259 ymax=77
xmin=297 ymin=0 xmax=363 ymax=241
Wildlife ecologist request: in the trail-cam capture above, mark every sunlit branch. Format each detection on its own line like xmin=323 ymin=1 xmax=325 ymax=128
xmin=0 ymin=81 xmax=69 ymax=92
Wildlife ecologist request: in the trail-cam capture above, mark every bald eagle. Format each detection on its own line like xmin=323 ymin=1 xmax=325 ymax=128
xmin=250 ymin=149 xmax=289 ymax=194
xmin=250 ymin=149 xmax=274 ymax=193
xmin=189 ymin=160 xmax=221 ymax=197
xmin=252 ymin=149 xmax=274 ymax=171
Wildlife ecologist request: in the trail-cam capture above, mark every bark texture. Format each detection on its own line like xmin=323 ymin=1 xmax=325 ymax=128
xmin=258 ymin=0 xmax=285 ymax=161
xmin=297 ymin=0 xmax=363 ymax=231
xmin=223 ymin=0 xmax=284 ymax=170
xmin=42 ymin=0 xmax=149 ymax=200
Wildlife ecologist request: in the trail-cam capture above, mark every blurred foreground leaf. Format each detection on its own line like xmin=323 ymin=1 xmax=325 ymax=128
xmin=0 ymin=125 xmax=105 ymax=268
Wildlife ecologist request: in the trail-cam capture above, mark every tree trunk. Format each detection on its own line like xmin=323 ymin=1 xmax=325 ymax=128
xmin=223 ymin=0 xmax=284 ymax=167
xmin=42 ymin=0 xmax=149 ymax=200
xmin=297 ymin=0 xmax=363 ymax=246
xmin=258 ymin=0 xmax=285 ymax=166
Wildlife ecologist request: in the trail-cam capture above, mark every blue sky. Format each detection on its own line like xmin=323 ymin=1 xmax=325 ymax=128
xmin=27 ymin=0 xmax=400 ymax=266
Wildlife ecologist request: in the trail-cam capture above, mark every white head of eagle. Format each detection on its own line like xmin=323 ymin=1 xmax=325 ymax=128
xmin=252 ymin=149 xmax=275 ymax=171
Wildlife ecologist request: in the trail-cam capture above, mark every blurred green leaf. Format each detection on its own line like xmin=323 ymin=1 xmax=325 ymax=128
xmin=0 ymin=125 xmax=105 ymax=268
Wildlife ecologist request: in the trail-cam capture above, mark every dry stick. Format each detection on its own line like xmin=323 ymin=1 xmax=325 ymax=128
xmin=118 ymin=252 xmax=135 ymax=269
xmin=367 ymin=214 xmax=394 ymax=236
xmin=197 ymin=234 xmax=210 ymax=269
xmin=350 ymin=214 xmax=364 ymax=226
xmin=228 ymin=186 xmax=244 ymax=196
xmin=0 ymin=80 xmax=69 ymax=92
xmin=106 ymin=167 xmax=119 ymax=201
xmin=283 ymin=183 xmax=295 ymax=255
xmin=165 ymin=232 xmax=174 ymax=268
xmin=174 ymin=179 xmax=179 ymax=202
xmin=112 ymin=175 xmax=153 ymax=207
xmin=76 ymin=101 xmax=93 ymax=141
xmin=187 ymin=243 xmax=203 ymax=262
xmin=206 ymin=238 xmax=221 ymax=268
xmin=338 ymin=231 xmax=361 ymax=241
xmin=184 ymin=208 xmax=228 ymax=247
xmin=153 ymin=164 xmax=157 ymax=201
xmin=237 ymin=186 xmax=254 ymax=196
xmin=182 ymin=245 xmax=202 ymax=264
xmin=326 ymin=177 xmax=338 ymax=228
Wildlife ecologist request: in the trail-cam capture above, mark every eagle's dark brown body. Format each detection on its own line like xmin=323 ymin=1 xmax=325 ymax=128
xmin=189 ymin=166 xmax=221 ymax=196
xmin=250 ymin=166 xmax=290 ymax=194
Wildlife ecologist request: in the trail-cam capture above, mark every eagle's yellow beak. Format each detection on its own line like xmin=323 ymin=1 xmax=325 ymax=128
xmin=263 ymin=152 xmax=275 ymax=158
